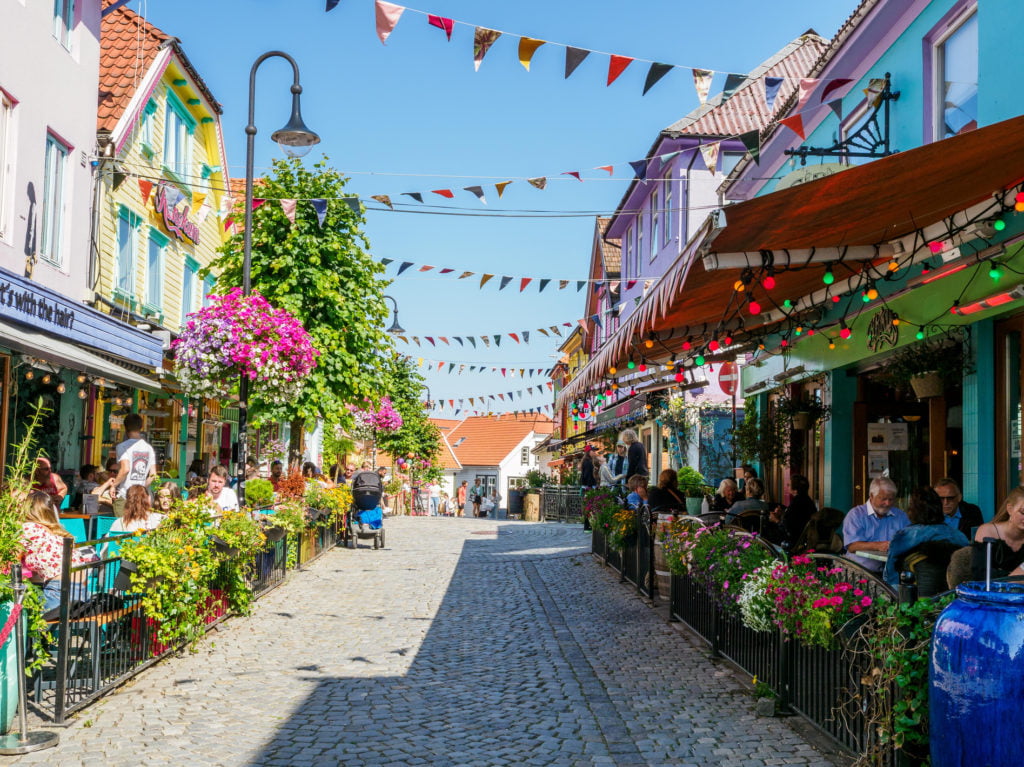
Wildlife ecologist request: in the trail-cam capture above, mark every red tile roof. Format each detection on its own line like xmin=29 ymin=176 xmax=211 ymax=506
xmin=447 ymin=414 xmax=553 ymax=466
xmin=429 ymin=418 xmax=463 ymax=434
xmin=99 ymin=1 xmax=221 ymax=134
xmin=435 ymin=434 xmax=462 ymax=470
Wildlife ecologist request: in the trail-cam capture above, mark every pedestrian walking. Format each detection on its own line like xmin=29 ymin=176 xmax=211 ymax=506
xmin=457 ymin=480 xmax=467 ymax=517
xmin=580 ymin=446 xmax=596 ymax=490
xmin=428 ymin=481 xmax=441 ymax=516
xmin=470 ymin=478 xmax=484 ymax=517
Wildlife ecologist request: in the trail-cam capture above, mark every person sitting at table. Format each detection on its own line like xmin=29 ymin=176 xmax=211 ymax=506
xmin=971 ymin=486 xmax=1024 ymax=580
xmin=843 ymin=477 xmax=909 ymax=574
xmin=883 ymin=487 xmax=969 ymax=587
xmin=154 ymin=482 xmax=182 ymax=514
xmin=648 ymin=469 xmax=686 ymax=512
xmin=933 ymin=478 xmax=984 ymax=539
xmin=205 ymin=465 xmax=239 ymax=511
xmin=625 ymin=475 xmax=649 ymax=510
xmin=725 ymin=478 xmax=768 ymax=524
xmin=710 ymin=479 xmax=740 ymax=512
xmin=32 ymin=457 xmax=68 ymax=508
xmin=20 ymin=491 xmax=94 ymax=611
xmin=109 ymin=485 xmax=165 ymax=534
xmin=765 ymin=475 xmax=818 ymax=546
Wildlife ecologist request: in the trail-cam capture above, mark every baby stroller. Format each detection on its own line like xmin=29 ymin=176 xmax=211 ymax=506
xmin=348 ymin=469 xmax=386 ymax=550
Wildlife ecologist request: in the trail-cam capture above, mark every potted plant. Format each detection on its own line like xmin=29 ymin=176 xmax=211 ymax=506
xmin=776 ymin=393 xmax=832 ymax=431
xmin=676 ymin=466 xmax=707 ymax=515
xmin=244 ymin=478 xmax=275 ymax=510
xmin=874 ymin=335 xmax=974 ymax=399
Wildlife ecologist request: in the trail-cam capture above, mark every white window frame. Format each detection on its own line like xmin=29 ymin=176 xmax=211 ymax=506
xmin=40 ymin=133 xmax=69 ymax=267
xmin=520 ymin=446 xmax=529 ymax=465
xmin=649 ymin=188 xmax=660 ymax=263
xmin=146 ymin=228 xmax=167 ymax=313
xmin=636 ymin=209 xmax=644 ymax=275
xmin=931 ymin=8 xmax=978 ymax=141
xmin=115 ymin=206 xmax=140 ymax=297
xmin=663 ymin=177 xmax=672 ymax=247
xmin=139 ymin=100 xmax=157 ymax=156
xmin=624 ymin=223 xmax=633 ymax=280
xmin=0 ymin=91 xmax=12 ymax=240
xmin=53 ymin=0 xmax=74 ymax=50
xmin=163 ymin=91 xmax=195 ymax=180
xmin=202 ymin=275 xmax=216 ymax=307
xmin=182 ymin=255 xmax=199 ymax=324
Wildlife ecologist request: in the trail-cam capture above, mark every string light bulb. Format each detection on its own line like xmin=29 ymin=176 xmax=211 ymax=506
xmin=867 ymin=287 xmax=879 ymax=301
xmin=681 ymin=339 xmax=692 ymax=351
xmin=748 ymin=299 xmax=761 ymax=315
xmin=839 ymin=320 xmax=852 ymax=340
xmin=56 ymin=382 xmax=66 ymax=394
xmin=673 ymin=371 xmax=684 ymax=383
xmin=822 ymin=265 xmax=835 ymax=285
xmin=608 ymin=366 xmax=617 ymax=375
xmin=24 ymin=370 xmax=34 ymax=381
xmin=783 ymin=299 xmax=793 ymax=309
xmin=644 ymin=338 xmax=654 ymax=349
xmin=887 ymin=260 xmax=900 ymax=272
xmin=694 ymin=354 xmax=706 ymax=366
xmin=762 ymin=274 xmax=776 ymax=290
xmin=627 ymin=360 xmax=636 ymax=370
xmin=916 ymin=329 xmax=925 ymax=340
xmin=993 ymin=217 xmax=1007 ymax=231
xmin=989 ymin=263 xmax=1003 ymax=279
xmin=41 ymin=374 xmax=51 ymax=385
xmin=708 ymin=340 xmax=720 ymax=352
xmin=734 ymin=280 xmax=746 ymax=292
xmin=828 ymin=340 xmax=836 ymax=350
xmin=76 ymin=373 xmax=87 ymax=384
xmin=638 ymin=362 xmax=646 ymax=372
xmin=891 ymin=316 xmax=900 ymax=326
xmin=77 ymin=388 xmax=88 ymax=400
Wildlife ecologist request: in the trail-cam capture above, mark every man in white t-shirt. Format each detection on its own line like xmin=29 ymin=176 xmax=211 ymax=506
xmin=97 ymin=413 xmax=156 ymax=517
xmin=206 ymin=465 xmax=239 ymax=511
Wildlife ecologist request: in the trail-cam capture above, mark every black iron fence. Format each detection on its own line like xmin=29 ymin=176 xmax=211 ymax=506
xmin=32 ymin=514 xmax=343 ymax=724
xmin=539 ymin=485 xmax=584 ymax=523
xmin=590 ymin=506 xmax=656 ymax=600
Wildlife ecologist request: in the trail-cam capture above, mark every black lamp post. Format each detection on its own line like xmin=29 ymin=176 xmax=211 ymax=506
xmin=238 ymin=51 xmax=319 ymax=505
xmin=383 ymin=294 xmax=405 ymax=335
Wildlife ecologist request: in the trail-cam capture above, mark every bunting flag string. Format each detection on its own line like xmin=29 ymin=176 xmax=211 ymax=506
xmin=395 ymin=321 xmax=574 ymax=347
xmin=363 ymin=2 xmax=855 ymax=99
xmin=402 ymin=359 xmax=555 ymax=378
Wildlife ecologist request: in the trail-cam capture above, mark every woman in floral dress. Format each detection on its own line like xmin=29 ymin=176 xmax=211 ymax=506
xmin=21 ymin=491 xmax=94 ymax=611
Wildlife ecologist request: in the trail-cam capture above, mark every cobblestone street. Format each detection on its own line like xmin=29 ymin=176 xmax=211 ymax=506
xmin=11 ymin=519 xmax=841 ymax=766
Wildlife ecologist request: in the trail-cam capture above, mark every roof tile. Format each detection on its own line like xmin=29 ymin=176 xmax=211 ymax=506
xmin=446 ymin=414 xmax=553 ymax=466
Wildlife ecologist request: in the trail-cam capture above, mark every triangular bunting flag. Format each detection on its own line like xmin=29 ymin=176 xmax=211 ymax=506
xmin=642 ymin=62 xmax=672 ymax=95
xmin=699 ymin=143 xmax=720 ymax=175
xmin=692 ymin=68 xmax=713 ymax=104
xmin=439 ymin=337 xmax=449 ymax=345
xmin=764 ymin=77 xmax=784 ymax=111
xmin=411 ymin=337 xmax=420 ymax=346
xmin=722 ymin=73 xmax=746 ymax=102
xmin=495 ymin=181 xmax=512 ymax=198
xmin=591 ymin=313 xmax=603 ymax=329
xmin=494 ymin=335 xmax=501 ymax=346
xmin=380 ymin=258 xmax=394 ymax=267
xmin=518 ymin=37 xmax=545 ymax=71
xmin=311 ymin=199 xmax=328 ymax=227
xmin=437 ymin=361 xmax=443 ymax=370
xmin=522 ymin=331 xmax=529 ymax=343
xmin=577 ymin=319 xmax=589 ymax=334
xmin=280 ymin=198 xmax=297 ymax=223
xmin=739 ymin=130 xmax=760 ymax=164
xmin=251 ymin=198 xmax=266 ymax=212
xmin=482 ymin=336 xmax=491 ymax=348
xmin=797 ymin=77 xmax=819 ymax=111
xmin=564 ymin=46 xmax=590 ymax=78
xmin=527 ymin=177 xmax=547 ymax=189
xmin=607 ymin=55 xmax=633 ymax=86
xmin=342 ymin=197 xmax=360 ymax=216
xmin=427 ymin=15 xmax=454 ymax=41
xmin=138 ymin=179 xmax=154 ymax=205
xmin=576 ymin=281 xmax=585 ymax=292
xmin=551 ymin=326 xmax=562 ymax=336
xmin=397 ymin=261 xmax=414 ymax=276
xmin=223 ymin=217 xmax=234 ymax=232
xmin=468 ymin=337 xmax=476 ymax=348
xmin=453 ymin=337 xmax=463 ymax=345
xmin=628 ymin=160 xmax=648 ymax=180
xmin=596 ymin=164 xmax=614 ymax=175
xmin=626 ymin=279 xmax=637 ymax=289
xmin=192 ymin=192 xmax=206 ymax=210
xmin=425 ymin=337 xmax=435 ymax=346
xmin=562 ymin=171 xmax=582 ymax=182
xmin=418 ymin=265 xmax=434 ymax=272
xmin=473 ymin=27 xmax=501 ymax=71
xmin=480 ymin=274 xmax=494 ymax=288
xmin=458 ymin=271 xmax=473 ymax=279
xmin=827 ymin=98 xmax=844 ymax=120
xmin=326 ymin=0 xmax=340 ymax=10
xmin=196 ymin=203 xmax=211 ymax=224
xmin=821 ymin=78 xmax=852 ymax=102
xmin=431 ymin=189 xmax=454 ymax=198
xmin=519 ymin=278 xmax=532 ymax=292
xmin=538 ymin=279 xmax=550 ymax=293
xmin=499 ymin=276 xmax=513 ymax=290
xmin=370 ymin=194 xmax=393 ymax=209
xmin=509 ymin=333 xmax=520 ymax=343
xmin=375 ymin=0 xmax=404 ymax=45
xmin=439 ymin=268 xmax=454 ymax=274
xmin=464 ymin=185 xmax=486 ymax=204
xmin=558 ymin=280 xmax=568 ymax=290
xmin=402 ymin=192 xmax=423 ymax=203
xmin=780 ymin=114 xmax=806 ymax=139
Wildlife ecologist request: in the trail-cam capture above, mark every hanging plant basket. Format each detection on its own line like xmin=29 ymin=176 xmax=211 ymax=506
xmin=791 ymin=412 xmax=813 ymax=430
xmin=910 ymin=372 xmax=944 ymax=399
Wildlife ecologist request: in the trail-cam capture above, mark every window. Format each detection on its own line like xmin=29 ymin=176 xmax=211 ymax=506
xmin=520 ymin=446 xmax=529 ymax=465
xmin=0 ymin=91 xmax=12 ymax=239
xmin=649 ymin=188 xmax=660 ymax=262
xmin=720 ymin=151 xmax=746 ymax=177
xmin=163 ymin=91 xmax=195 ymax=179
xmin=624 ymin=224 xmax=633 ymax=280
xmin=663 ymin=177 xmax=672 ymax=247
xmin=139 ymin=100 xmax=157 ymax=155
xmin=40 ymin=133 xmax=69 ymax=266
xmin=636 ymin=210 xmax=644 ymax=275
xmin=182 ymin=256 xmax=199 ymax=323
xmin=202 ymin=275 xmax=216 ymax=307
xmin=146 ymin=228 xmax=167 ymax=311
xmin=53 ymin=0 xmax=74 ymax=49
xmin=116 ymin=206 xmax=140 ymax=296
xmin=935 ymin=11 xmax=978 ymax=139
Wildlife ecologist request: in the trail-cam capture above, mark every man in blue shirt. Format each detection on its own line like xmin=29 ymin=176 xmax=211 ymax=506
xmin=842 ymin=477 xmax=909 ymax=573
xmin=934 ymin=478 xmax=984 ymax=539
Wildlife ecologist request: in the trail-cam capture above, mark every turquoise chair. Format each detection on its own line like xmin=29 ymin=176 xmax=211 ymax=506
xmin=63 ymin=518 xmax=87 ymax=543
xmin=95 ymin=516 xmax=118 ymax=540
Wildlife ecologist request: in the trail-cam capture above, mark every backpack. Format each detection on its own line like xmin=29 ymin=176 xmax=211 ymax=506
xmin=351 ymin=471 xmax=383 ymax=496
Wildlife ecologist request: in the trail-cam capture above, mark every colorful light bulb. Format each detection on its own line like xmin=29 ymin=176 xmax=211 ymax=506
xmin=638 ymin=363 xmax=647 ymax=372
xmin=748 ymin=300 xmax=761 ymax=315
xmin=994 ymin=218 xmax=1007 ymax=231
xmin=708 ymin=340 xmax=720 ymax=352
xmin=627 ymin=360 xmax=636 ymax=370
xmin=867 ymin=288 xmax=879 ymax=300
xmin=762 ymin=275 xmax=776 ymax=290
xmin=681 ymin=340 xmax=692 ymax=351
xmin=822 ymin=266 xmax=835 ymax=285
xmin=694 ymin=355 xmax=706 ymax=366
xmin=644 ymin=339 xmax=654 ymax=349
xmin=783 ymin=299 xmax=793 ymax=309
xmin=674 ymin=371 xmax=684 ymax=383
xmin=734 ymin=280 xmax=746 ymax=292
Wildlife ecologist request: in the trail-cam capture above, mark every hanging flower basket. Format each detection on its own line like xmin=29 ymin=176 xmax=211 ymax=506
xmin=910 ymin=372 xmax=944 ymax=399
xmin=173 ymin=289 xmax=318 ymax=404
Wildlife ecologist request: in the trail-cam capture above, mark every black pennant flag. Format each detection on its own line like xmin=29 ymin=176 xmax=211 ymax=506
xmin=739 ymin=130 xmax=761 ymax=164
xmin=326 ymin=0 xmax=341 ymax=10
xmin=402 ymin=192 xmax=424 ymax=203
xmin=565 ymin=47 xmax=590 ymax=79
xmin=642 ymin=63 xmax=673 ymax=95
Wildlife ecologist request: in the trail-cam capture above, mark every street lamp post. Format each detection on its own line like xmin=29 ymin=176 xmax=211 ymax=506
xmin=383 ymin=295 xmax=405 ymax=335
xmin=238 ymin=51 xmax=319 ymax=506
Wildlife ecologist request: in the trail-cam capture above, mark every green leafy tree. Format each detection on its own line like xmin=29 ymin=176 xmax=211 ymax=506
xmin=205 ymin=157 xmax=391 ymax=458
xmin=376 ymin=355 xmax=442 ymax=467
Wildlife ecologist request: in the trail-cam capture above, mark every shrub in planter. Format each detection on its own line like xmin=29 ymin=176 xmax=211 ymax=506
xmin=583 ymin=488 xmax=620 ymax=534
xmin=606 ymin=507 xmax=637 ymax=550
xmin=245 ymin=478 xmax=275 ymax=509
xmin=210 ymin=508 xmax=267 ymax=615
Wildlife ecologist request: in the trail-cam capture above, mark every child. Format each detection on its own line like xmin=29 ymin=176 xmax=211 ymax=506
xmin=626 ymin=475 xmax=649 ymax=510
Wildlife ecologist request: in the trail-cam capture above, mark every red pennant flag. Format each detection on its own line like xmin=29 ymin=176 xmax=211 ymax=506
xmin=427 ymin=15 xmax=454 ymax=41
xmin=509 ymin=333 xmax=520 ymax=343
xmin=820 ymin=78 xmax=852 ymax=102
xmin=437 ymin=361 xmax=444 ymax=371
xmin=519 ymin=278 xmax=532 ymax=292
xmin=607 ymin=55 xmax=633 ymax=86
xmin=425 ymin=337 xmax=435 ymax=346
xmin=419 ymin=265 xmax=435 ymax=271
xmin=501 ymin=368 xmax=506 ymax=376
xmin=252 ymin=198 xmax=266 ymax=211
xmin=561 ymin=171 xmax=582 ymax=182
xmin=439 ymin=268 xmax=454 ymax=274
xmin=224 ymin=217 xmax=234 ymax=231
xmin=138 ymin=179 xmax=154 ymax=205
xmin=780 ymin=114 xmax=806 ymax=139
xmin=431 ymin=189 xmax=455 ymax=198
xmin=596 ymin=165 xmax=613 ymax=175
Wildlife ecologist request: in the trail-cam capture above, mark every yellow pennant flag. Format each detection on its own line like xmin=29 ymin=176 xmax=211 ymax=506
xmin=192 ymin=192 xmax=206 ymax=210
xmin=417 ymin=358 xmax=424 ymax=366
xmin=518 ymin=37 xmax=546 ymax=71
xmin=495 ymin=181 xmax=512 ymax=198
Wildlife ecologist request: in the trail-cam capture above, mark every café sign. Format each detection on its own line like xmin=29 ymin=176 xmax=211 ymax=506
xmin=154 ymin=184 xmax=200 ymax=244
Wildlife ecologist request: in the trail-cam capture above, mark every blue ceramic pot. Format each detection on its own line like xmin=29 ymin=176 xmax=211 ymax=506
xmin=930 ymin=581 xmax=1024 ymax=766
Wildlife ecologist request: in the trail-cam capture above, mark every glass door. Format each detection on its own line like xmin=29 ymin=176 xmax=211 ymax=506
xmin=996 ymin=315 xmax=1023 ymax=495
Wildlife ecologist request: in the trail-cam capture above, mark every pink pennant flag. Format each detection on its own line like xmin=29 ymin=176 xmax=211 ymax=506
xmin=224 ymin=217 xmax=234 ymax=232
xmin=561 ymin=171 xmax=582 ymax=182
xmin=280 ymin=199 xmax=297 ymax=224
xmin=428 ymin=14 xmax=454 ymax=41
xmin=375 ymin=1 xmax=404 ymax=44
xmin=796 ymin=78 xmax=819 ymax=111
xmin=607 ymin=55 xmax=633 ymax=86
xmin=251 ymin=198 xmax=266 ymax=211
xmin=419 ymin=265 xmax=435 ymax=272
xmin=432 ymin=189 xmax=455 ymax=198
xmin=439 ymin=337 xmax=449 ymax=344
xmin=577 ymin=318 xmax=589 ymax=334
xmin=519 ymin=278 xmax=532 ymax=292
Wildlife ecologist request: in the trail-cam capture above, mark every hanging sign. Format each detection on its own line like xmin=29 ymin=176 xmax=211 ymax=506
xmin=154 ymin=185 xmax=201 ymax=244
xmin=718 ymin=361 xmax=738 ymax=396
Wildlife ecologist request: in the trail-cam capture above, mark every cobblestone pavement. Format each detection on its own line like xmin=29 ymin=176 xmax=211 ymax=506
xmin=11 ymin=518 xmax=842 ymax=766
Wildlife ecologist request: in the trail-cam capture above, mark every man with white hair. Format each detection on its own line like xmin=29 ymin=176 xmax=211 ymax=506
xmin=842 ymin=477 xmax=909 ymax=573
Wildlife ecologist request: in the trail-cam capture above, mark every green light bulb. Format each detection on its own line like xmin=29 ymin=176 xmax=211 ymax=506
xmin=862 ymin=293 xmax=871 ymax=303
xmin=916 ymin=330 xmax=925 ymax=340
xmin=994 ymin=218 xmax=1007 ymax=231
xmin=989 ymin=265 xmax=1002 ymax=279
xmin=695 ymin=355 xmax=706 ymax=366
xmin=783 ymin=299 xmax=792 ymax=309
xmin=823 ymin=269 xmax=835 ymax=285
xmin=627 ymin=360 xmax=636 ymax=369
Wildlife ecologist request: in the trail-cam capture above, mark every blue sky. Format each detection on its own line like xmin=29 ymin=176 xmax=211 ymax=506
xmin=141 ymin=0 xmax=852 ymax=415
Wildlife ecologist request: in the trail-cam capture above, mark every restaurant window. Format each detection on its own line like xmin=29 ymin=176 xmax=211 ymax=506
xmin=996 ymin=316 xmax=1023 ymax=496
xmin=139 ymin=100 xmax=157 ymax=156
xmin=182 ymin=255 xmax=198 ymax=324
xmin=662 ymin=177 xmax=672 ymax=246
xmin=40 ymin=132 xmax=69 ymax=267
xmin=115 ymin=205 xmax=140 ymax=297
xmin=53 ymin=0 xmax=74 ymax=49
xmin=649 ymin=188 xmax=659 ymax=262
xmin=0 ymin=90 xmax=12 ymax=240
xmin=146 ymin=228 xmax=167 ymax=313
xmin=931 ymin=8 xmax=978 ymax=140
xmin=164 ymin=90 xmax=195 ymax=179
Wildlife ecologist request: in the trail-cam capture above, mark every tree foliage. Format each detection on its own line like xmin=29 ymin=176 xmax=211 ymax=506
xmin=375 ymin=355 xmax=442 ymax=466
xmin=205 ymin=157 xmax=391 ymax=431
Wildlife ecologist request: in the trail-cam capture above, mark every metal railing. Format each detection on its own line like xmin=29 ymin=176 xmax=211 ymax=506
xmin=540 ymin=485 xmax=584 ymax=523
xmin=32 ymin=513 xmax=343 ymax=723
xmin=591 ymin=506 xmax=656 ymax=600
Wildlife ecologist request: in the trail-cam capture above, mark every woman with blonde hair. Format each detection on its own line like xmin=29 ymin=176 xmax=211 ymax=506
xmin=972 ymin=486 xmax=1024 ymax=579
xmin=20 ymin=491 xmax=93 ymax=611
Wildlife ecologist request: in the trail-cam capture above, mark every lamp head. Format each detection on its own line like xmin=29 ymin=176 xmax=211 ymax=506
xmin=271 ymin=90 xmax=320 ymax=159
xmin=386 ymin=315 xmax=406 ymax=335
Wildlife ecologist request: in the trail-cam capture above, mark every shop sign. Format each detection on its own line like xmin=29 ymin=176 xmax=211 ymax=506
xmin=0 ymin=279 xmax=76 ymax=331
xmin=867 ymin=307 xmax=899 ymax=352
xmin=594 ymin=394 xmax=646 ymax=426
xmin=154 ymin=184 xmax=200 ymax=244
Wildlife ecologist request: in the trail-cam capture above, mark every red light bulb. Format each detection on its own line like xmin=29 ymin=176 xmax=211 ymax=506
xmin=840 ymin=327 xmax=852 ymax=339
xmin=748 ymin=300 xmax=761 ymax=315
xmin=781 ymin=339 xmax=789 ymax=348
xmin=674 ymin=371 xmax=683 ymax=383
xmin=762 ymin=275 xmax=776 ymax=290
xmin=928 ymin=241 xmax=944 ymax=254
xmin=832 ymin=295 xmax=841 ymax=303
xmin=723 ymin=335 xmax=733 ymax=345
xmin=638 ymin=363 xmax=646 ymax=372
xmin=709 ymin=340 xmax=720 ymax=352
xmin=682 ymin=340 xmax=691 ymax=351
